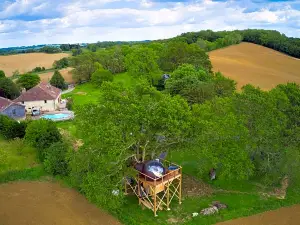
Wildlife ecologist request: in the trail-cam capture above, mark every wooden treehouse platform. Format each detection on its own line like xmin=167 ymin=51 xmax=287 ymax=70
xmin=124 ymin=159 xmax=182 ymax=217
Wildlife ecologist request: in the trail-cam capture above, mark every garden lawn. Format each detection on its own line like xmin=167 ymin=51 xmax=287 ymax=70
xmin=0 ymin=137 xmax=37 ymax=175
xmin=62 ymin=72 xmax=134 ymax=106
xmin=116 ymin=185 xmax=300 ymax=225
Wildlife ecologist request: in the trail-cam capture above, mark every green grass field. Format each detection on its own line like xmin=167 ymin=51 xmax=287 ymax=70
xmin=0 ymin=137 xmax=37 ymax=174
xmin=62 ymin=72 xmax=134 ymax=106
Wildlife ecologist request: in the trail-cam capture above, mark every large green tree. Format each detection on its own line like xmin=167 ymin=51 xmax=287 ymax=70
xmin=50 ymin=70 xmax=67 ymax=90
xmin=69 ymin=82 xmax=191 ymax=210
xmin=159 ymin=41 xmax=212 ymax=72
xmin=70 ymin=52 xmax=98 ymax=82
xmin=0 ymin=77 xmax=20 ymax=99
xmin=165 ymin=64 xmax=235 ymax=104
xmin=91 ymin=68 xmax=113 ymax=87
xmin=96 ymin=46 xmax=126 ymax=74
xmin=16 ymin=73 xmax=40 ymax=90
xmin=191 ymin=98 xmax=254 ymax=180
xmin=125 ymin=47 xmax=160 ymax=82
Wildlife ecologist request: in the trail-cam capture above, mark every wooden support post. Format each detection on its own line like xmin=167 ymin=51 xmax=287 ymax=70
xmin=179 ymin=173 xmax=182 ymax=205
xmin=166 ymin=181 xmax=170 ymax=210
xmin=138 ymin=180 xmax=141 ymax=205
xmin=153 ymin=186 xmax=157 ymax=217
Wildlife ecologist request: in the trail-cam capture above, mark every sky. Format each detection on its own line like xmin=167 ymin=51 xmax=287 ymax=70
xmin=0 ymin=0 xmax=299 ymax=47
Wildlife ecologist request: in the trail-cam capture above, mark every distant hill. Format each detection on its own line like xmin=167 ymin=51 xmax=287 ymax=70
xmin=209 ymin=42 xmax=300 ymax=90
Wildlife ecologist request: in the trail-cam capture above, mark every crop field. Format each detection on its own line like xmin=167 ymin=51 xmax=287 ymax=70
xmin=39 ymin=67 xmax=74 ymax=83
xmin=0 ymin=53 xmax=69 ymax=76
xmin=209 ymin=42 xmax=300 ymax=90
xmin=0 ymin=181 xmax=121 ymax=225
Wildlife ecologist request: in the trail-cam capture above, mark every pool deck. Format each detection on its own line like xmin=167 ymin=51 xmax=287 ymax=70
xmin=31 ymin=111 xmax=75 ymax=121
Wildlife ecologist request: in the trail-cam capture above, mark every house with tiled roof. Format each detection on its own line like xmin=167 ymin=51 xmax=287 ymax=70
xmin=0 ymin=97 xmax=26 ymax=120
xmin=14 ymin=83 xmax=62 ymax=114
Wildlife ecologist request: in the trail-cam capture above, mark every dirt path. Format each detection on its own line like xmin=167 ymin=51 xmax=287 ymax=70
xmin=216 ymin=205 xmax=300 ymax=225
xmin=0 ymin=181 xmax=122 ymax=225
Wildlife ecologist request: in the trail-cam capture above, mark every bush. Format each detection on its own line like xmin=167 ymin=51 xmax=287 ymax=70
xmin=66 ymin=98 xmax=73 ymax=110
xmin=31 ymin=67 xmax=46 ymax=73
xmin=53 ymin=57 xmax=69 ymax=69
xmin=44 ymin=142 xmax=70 ymax=176
xmin=0 ymin=115 xmax=28 ymax=139
xmin=91 ymin=68 xmax=113 ymax=86
xmin=0 ymin=70 xmax=5 ymax=78
xmin=25 ymin=119 xmax=62 ymax=161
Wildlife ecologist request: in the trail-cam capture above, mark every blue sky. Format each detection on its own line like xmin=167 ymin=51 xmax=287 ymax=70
xmin=0 ymin=0 xmax=299 ymax=47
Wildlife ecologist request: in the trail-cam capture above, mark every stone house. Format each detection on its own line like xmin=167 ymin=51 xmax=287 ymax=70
xmin=14 ymin=83 xmax=62 ymax=114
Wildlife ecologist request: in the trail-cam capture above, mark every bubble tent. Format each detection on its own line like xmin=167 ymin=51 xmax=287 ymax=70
xmin=125 ymin=159 xmax=182 ymax=217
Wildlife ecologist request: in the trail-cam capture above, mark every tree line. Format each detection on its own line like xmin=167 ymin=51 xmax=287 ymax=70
xmin=178 ymin=29 xmax=300 ymax=58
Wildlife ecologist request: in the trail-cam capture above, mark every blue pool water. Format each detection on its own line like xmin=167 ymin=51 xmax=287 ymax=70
xmin=40 ymin=113 xmax=70 ymax=121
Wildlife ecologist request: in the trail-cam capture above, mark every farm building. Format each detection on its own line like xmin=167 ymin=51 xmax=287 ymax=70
xmin=0 ymin=97 xmax=26 ymax=120
xmin=14 ymin=83 xmax=62 ymax=114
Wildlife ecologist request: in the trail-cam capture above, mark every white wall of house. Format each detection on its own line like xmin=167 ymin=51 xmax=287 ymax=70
xmin=21 ymin=95 xmax=61 ymax=114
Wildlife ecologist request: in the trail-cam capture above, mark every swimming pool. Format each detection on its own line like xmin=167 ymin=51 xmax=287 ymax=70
xmin=40 ymin=112 xmax=74 ymax=121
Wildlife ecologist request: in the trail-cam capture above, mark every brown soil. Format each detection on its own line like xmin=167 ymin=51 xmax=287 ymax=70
xmin=0 ymin=53 xmax=70 ymax=76
xmin=0 ymin=181 xmax=122 ymax=225
xmin=209 ymin=43 xmax=300 ymax=90
xmin=182 ymin=175 xmax=213 ymax=197
xmin=216 ymin=205 xmax=300 ymax=225
xmin=40 ymin=67 xmax=74 ymax=83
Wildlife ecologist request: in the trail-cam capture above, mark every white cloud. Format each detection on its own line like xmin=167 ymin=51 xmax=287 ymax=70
xmin=0 ymin=0 xmax=299 ymax=47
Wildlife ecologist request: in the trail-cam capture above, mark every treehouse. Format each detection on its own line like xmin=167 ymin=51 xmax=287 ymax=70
xmin=124 ymin=158 xmax=182 ymax=217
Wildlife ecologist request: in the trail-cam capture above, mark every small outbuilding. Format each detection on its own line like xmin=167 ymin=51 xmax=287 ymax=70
xmin=0 ymin=97 xmax=26 ymax=120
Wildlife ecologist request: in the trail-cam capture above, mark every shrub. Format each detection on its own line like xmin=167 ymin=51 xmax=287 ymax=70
xmin=31 ymin=67 xmax=46 ymax=73
xmin=53 ymin=57 xmax=69 ymax=69
xmin=0 ymin=115 xmax=28 ymax=139
xmin=44 ymin=142 xmax=70 ymax=176
xmin=25 ymin=119 xmax=62 ymax=161
xmin=0 ymin=70 xmax=5 ymax=78
xmin=66 ymin=98 xmax=73 ymax=110
xmin=91 ymin=68 xmax=113 ymax=87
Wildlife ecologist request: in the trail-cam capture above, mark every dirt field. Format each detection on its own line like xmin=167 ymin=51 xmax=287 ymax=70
xmin=0 ymin=181 xmax=121 ymax=225
xmin=217 ymin=205 xmax=300 ymax=225
xmin=40 ymin=67 xmax=74 ymax=83
xmin=0 ymin=53 xmax=69 ymax=76
xmin=209 ymin=42 xmax=300 ymax=90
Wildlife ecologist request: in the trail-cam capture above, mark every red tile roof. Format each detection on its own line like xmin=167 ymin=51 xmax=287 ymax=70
xmin=14 ymin=83 xmax=61 ymax=102
xmin=0 ymin=97 xmax=24 ymax=112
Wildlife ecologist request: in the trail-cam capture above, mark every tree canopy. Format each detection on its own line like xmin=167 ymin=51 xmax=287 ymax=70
xmin=70 ymin=82 xmax=191 ymax=210
xmin=16 ymin=73 xmax=40 ymax=90
xmin=159 ymin=41 xmax=212 ymax=72
xmin=91 ymin=68 xmax=113 ymax=87
xmin=0 ymin=77 xmax=20 ymax=99
xmin=50 ymin=70 xmax=67 ymax=90
xmin=125 ymin=47 xmax=160 ymax=82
